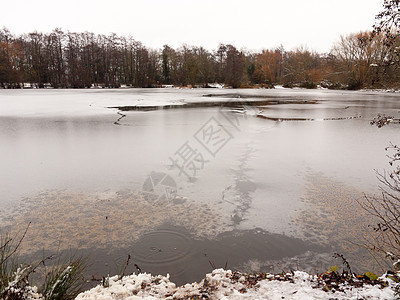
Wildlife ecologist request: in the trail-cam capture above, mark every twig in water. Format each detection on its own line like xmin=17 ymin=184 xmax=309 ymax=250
xmin=118 ymin=254 xmax=131 ymax=280
xmin=208 ymin=260 xmax=216 ymax=270
xmin=134 ymin=263 xmax=142 ymax=274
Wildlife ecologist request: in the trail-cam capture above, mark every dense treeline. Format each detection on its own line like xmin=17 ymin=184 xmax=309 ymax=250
xmin=1 ymin=28 xmax=400 ymax=89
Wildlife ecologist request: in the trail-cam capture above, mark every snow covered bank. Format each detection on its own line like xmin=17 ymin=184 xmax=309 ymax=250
xmin=76 ymin=269 xmax=398 ymax=299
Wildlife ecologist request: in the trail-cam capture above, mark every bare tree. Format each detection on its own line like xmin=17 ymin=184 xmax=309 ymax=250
xmin=359 ymin=143 xmax=400 ymax=269
xmin=331 ymin=32 xmax=390 ymax=89
xmin=373 ymin=0 xmax=400 ymax=45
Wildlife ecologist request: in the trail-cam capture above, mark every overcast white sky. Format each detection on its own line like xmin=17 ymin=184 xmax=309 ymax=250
xmin=1 ymin=0 xmax=383 ymax=53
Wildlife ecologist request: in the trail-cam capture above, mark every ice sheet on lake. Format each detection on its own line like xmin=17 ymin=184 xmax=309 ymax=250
xmin=1 ymin=88 xmax=400 ymax=276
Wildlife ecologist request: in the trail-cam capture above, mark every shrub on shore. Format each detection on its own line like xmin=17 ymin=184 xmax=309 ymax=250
xmin=0 ymin=224 xmax=86 ymax=300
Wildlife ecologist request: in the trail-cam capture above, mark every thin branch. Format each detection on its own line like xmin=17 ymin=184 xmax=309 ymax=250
xmin=3 ymin=222 xmax=31 ymax=263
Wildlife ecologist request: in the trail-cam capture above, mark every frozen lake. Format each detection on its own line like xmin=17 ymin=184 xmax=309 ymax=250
xmin=0 ymin=88 xmax=399 ymax=284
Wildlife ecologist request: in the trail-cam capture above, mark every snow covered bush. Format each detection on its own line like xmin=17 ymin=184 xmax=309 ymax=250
xmin=0 ymin=226 xmax=86 ymax=299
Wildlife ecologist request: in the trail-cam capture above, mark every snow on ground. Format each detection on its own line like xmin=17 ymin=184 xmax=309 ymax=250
xmin=76 ymin=269 xmax=397 ymax=299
